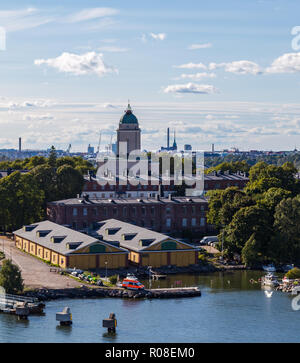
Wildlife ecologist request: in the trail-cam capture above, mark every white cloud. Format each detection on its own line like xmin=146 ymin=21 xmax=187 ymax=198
xmin=179 ymin=72 xmax=216 ymax=80
xmin=0 ymin=7 xmax=53 ymax=32
xmin=98 ymin=46 xmax=129 ymax=53
xmin=174 ymin=63 xmax=207 ymax=70
xmin=266 ymin=52 xmax=300 ymax=73
xmin=188 ymin=43 xmax=212 ymax=50
xmin=23 ymin=114 xmax=54 ymax=121
xmin=209 ymin=60 xmax=262 ymax=75
xmin=163 ymin=83 xmax=218 ymax=95
xmin=149 ymin=33 xmax=166 ymax=41
xmin=65 ymin=8 xmax=118 ymax=23
xmin=34 ymin=51 xmax=118 ymax=77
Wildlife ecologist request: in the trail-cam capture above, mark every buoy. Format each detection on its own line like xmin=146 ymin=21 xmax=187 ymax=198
xmin=15 ymin=302 xmax=29 ymax=320
xmin=103 ymin=313 xmax=117 ymax=333
xmin=56 ymin=307 xmax=72 ymax=326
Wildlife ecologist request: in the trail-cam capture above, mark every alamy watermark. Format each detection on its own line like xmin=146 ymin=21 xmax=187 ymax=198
xmin=0 ymin=27 xmax=6 ymax=51
xmin=96 ymin=142 xmax=205 ymax=196
xmin=291 ymin=26 xmax=300 ymax=51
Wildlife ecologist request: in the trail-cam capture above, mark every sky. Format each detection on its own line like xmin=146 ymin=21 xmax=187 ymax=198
xmin=0 ymin=0 xmax=300 ymax=152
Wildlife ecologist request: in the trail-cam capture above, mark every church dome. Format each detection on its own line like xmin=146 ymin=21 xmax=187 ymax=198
xmin=120 ymin=103 xmax=138 ymax=124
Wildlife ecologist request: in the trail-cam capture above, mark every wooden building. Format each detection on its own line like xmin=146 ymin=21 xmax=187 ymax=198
xmin=91 ymin=219 xmax=200 ymax=268
xmin=13 ymin=221 xmax=128 ymax=270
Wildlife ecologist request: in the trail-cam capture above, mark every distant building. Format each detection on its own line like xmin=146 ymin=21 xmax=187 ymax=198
xmin=82 ymin=171 xmax=249 ymax=199
xmin=87 ymin=144 xmax=94 ymax=154
xmin=184 ymin=144 xmax=192 ymax=151
xmin=160 ymin=128 xmax=177 ymax=152
xmin=117 ymin=103 xmax=141 ymax=155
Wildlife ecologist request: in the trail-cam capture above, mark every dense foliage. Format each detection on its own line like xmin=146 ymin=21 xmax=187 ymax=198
xmin=205 ymin=152 xmax=300 ymax=170
xmin=207 ymin=161 xmax=300 ymax=266
xmin=0 ymin=259 xmax=24 ymax=294
xmin=0 ymin=147 xmax=90 ymax=231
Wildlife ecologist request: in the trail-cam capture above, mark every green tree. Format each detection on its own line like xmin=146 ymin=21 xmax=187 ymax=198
xmin=56 ymin=165 xmax=84 ymax=199
xmin=48 ymin=146 xmax=57 ymax=168
xmin=274 ymin=196 xmax=300 ymax=263
xmin=0 ymin=259 xmax=24 ymax=294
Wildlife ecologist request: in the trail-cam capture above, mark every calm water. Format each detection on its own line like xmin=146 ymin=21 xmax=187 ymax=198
xmin=1 ymin=270 xmax=300 ymax=343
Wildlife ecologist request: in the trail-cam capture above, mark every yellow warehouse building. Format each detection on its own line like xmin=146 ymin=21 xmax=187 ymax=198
xmin=14 ymin=220 xmax=128 ymax=270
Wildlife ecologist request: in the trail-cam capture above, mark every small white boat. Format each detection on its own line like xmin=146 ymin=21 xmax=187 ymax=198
xmin=261 ymin=273 xmax=279 ymax=287
xmin=262 ymin=264 xmax=276 ymax=272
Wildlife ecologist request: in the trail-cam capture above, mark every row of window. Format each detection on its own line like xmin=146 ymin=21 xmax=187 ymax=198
xmin=72 ymin=217 xmax=206 ymax=230
xmin=72 ymin=205 xmax=206 ymax=218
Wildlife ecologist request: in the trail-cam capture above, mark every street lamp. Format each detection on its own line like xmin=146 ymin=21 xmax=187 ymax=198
xmin=105 ymin=261 xmax=108 ymax=280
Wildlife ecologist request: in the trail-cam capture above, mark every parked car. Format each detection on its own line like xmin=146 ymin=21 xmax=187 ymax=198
xmin=200 ymin=236 xmax=218 ymax=245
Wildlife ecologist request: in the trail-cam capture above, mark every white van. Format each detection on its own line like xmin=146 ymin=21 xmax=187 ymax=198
xmin=199 ymin=236 xmax=218 ymax=245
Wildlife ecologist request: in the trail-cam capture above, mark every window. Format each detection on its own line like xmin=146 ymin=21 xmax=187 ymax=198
xmin=182 ymin=218 xmax=187 ymax=227
xmin=123 ymin=207 xmax=127 ymax=217
xmin=182 ymin=206 xmax=187 ymax=215
xmin=93 ymin=208 xmax=98 ymax=216
xmin=200 ymin=218 xmax=205 ymax=227
xmin=83 ymin=221 xmax=87 ymax=229
xmin=201 ymin=205 xmax=205 ymax=211
xmin=192 ymin=206 xmax=196 ymax=215
xmin=192 ymin=218 xmax=196 ymax=226
xmin=166 ymin=207 xmax=171 ymax=215
xmin=151 ymin=207 xmax=155 ymax=216
xmin=103 ymin=207 xmax=108 ymax=217
xmin=83 ymin=207 xmax=88 ymax=216
xmin=142 ymin=207 xmax=146 ymax=216
xmin=73 ymin=208 xmax=77 ymax=216
xmin=166 ymin=218 xmax=171 ymax=227
xmin=132 ymin=207 xmax=136 ymax=217
xmin=113 ymin=208 xmax=118 ymax=217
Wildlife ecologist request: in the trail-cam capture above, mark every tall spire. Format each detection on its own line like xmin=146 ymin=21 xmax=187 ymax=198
xmin=125 ymin=100 xmax=132 ymax=114
xmin=173 ymin=129 xmax=177 ymax=149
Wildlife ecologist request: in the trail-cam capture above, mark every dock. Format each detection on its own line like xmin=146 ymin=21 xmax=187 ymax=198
xmin=147 ymin=287 xmax=201 ymax=298
xmin=0 ymin=293 xmax=45 ymax=316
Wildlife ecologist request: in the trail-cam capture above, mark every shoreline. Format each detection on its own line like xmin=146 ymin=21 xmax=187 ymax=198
xmin=22 ymin=285 xmax=202 ymax=301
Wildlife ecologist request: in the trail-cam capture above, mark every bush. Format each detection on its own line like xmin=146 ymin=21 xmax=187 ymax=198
xmin=109 ymin=275 xmax=118 ymax=285
xmin=0 ymin=259 xmax=24 ymax=294
xmin=198 ymin=254 xmax=207 ymax=263
xmin=285 ymin=267 xmax=300 ymax=279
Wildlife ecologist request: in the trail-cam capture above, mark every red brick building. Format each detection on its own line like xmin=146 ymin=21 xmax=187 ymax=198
xmin=82 ymin=171 xmax=249 ymax=200
xmin=47 ymin=195 xmax=210 ymax=236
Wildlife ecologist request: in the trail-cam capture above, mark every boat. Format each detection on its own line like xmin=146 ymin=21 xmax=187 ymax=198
xmin=122 ymin=274 xmax=145 ymax=291
xmin=261 ymin=273 xmax=279 ymax=287
xmin=262 ymin=264 xmax=276 ymax=272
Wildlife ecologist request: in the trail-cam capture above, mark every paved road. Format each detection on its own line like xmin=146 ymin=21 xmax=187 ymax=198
xmin=0 ymin=238 xmax=81 ymax=289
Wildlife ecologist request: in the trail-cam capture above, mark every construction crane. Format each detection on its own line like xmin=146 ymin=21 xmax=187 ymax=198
xmin=97 ymin=131 xmax=102 ymax=154
xmin=109 ymin=134 xmax=113 ymax=153
xmin=66 ymin=144 xmax=71 ymax=154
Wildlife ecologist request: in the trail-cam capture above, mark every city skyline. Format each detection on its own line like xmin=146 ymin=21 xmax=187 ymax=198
xmin=0 ymin=0 xmax=300 ymax=151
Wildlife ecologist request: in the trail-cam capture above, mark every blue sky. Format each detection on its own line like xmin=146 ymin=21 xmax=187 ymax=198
xmin=0 ymin=0 xmax=300 ymax=152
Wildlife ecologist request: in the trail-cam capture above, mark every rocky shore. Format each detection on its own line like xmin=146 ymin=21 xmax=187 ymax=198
xmin=23 ymin=286 xmax=201 ymax=301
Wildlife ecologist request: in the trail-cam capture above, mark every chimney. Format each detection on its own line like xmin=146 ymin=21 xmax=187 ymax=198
xmin=167 ymin=128 xmax=170 ymax=149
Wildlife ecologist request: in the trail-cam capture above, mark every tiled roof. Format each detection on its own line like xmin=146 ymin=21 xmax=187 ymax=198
xmin=13 ymin=220 xmax=127 ymax=256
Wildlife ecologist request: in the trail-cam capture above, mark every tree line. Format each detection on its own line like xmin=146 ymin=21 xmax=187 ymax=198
xmin=207 ymin=161 xmax=300 ymax=267
xmin=0 ymin=147 xmax=93 ymax=232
